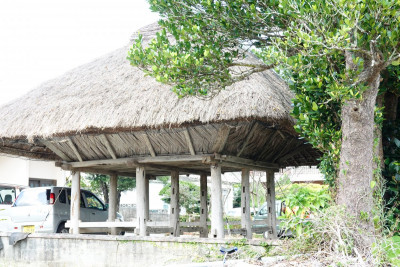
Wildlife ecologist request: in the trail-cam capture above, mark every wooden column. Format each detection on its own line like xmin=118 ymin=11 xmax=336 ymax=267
xmin=266 ymin=170 xmax=277 ymax=239
xmin=211 ymin=164 xmax=224 ymax=239
xmin=199 ymin=173 xmax=208 ymax=238
xmin=70 ymin=171 xmax=81 ymax=234
xmin=241 ymin=169 xmax=252 ymax=239
xmin=136 ymin=166 xmax=147 ymax=236
xmin=170 ymin=170 xmax=180 ymax=237
xmin=109 ymin=173 xmax=118 ymax=235
xmin=145 ymin=175 xmax=150 ymax=221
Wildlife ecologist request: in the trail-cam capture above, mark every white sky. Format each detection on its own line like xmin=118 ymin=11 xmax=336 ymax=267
xmin=0 ymin=0 xmax=159 ymax=106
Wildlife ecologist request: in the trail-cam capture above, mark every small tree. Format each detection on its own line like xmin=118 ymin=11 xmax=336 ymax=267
xmin=159 ymin=179 xmax=209 ymax=214
xmin=84 ymin=174 xmax=136 ymax=212
xmin=128 ymin=1 xmax=400 ymax=244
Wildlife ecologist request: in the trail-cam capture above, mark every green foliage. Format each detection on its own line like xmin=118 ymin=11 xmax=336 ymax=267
xmin=382 ymin=236 xmax=400 ymax=266
xmin=128 ymin=1 xmax=400 ymax=194
xmin=232 ymin=183 xmax=241 ymax=208
xmin=83 ymin=174 xmax=136 ymax=203
xmin=159 ymin=180 xmax=208 ymax=214
xmin=278 ymin=183 xmax=331 ymax=236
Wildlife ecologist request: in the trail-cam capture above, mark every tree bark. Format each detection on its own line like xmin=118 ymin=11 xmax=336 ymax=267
xmin=337 ymin=72 xmax=380 ymax=244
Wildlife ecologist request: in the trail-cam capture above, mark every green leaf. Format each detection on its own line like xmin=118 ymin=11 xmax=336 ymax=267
xmin=392 ymin=60 xmax=400 ymax=66
xmin=394 ymin=138 xmax=400 ymax=147
xmin=370 ymin=180 xmax=376 ymax=189
xmin=312 ymin=102 xmax=318 ymax=111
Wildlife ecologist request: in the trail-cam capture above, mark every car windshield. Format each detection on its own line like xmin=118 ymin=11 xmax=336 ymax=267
xmin=0 ymin=186 xmax=16 ymax=204
xmin=14 ymin=189 xmax=49 ymax=206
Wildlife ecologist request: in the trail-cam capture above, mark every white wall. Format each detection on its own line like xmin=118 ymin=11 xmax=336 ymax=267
xmin=0 ymin=155 xmax=68 ymax=186
xmin=28 ymin=160 xmax=67 ymax=186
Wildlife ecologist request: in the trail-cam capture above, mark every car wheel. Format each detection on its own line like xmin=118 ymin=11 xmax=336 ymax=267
xmin=57 ymin=222 xmax=69 ymax=234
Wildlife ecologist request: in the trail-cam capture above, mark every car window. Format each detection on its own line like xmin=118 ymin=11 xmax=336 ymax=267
xmin=66 ymin=190 xmax=85 ymax=207
xmin=57 ymin=189 xmax=66 ymax=204
xmin=14 ymin=189 xmax=48 ymax=206
xmin=83 ymin=191 xmax=104 ymax=210
xmin=0 ymin=186 xmax=16 ymax=204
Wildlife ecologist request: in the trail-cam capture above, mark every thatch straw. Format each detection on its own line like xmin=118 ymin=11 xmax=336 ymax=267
xmin=0 ymin=23 xmax=294 ymax=140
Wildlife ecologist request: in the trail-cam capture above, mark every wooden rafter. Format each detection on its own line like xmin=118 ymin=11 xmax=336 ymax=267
xmin=270 ymin=138 xmax=294 ymax=163
xmin=67 ymin=137 xmax=83 ymax=162
xmin=183 ymin=128 xmax=196 ymax=156
xmin=277 ymin=143 xmax=305 ymax=164
xmin=99 ymin=134 xmax=117 ymax=159
xmin=41 ymin=140 xmax=72 ymax=161
xmin=255 ymin=130 xmax=278 ymax=161
xmin=143 ymin=132 xmax=156 ymax=157
xmin=237 ymin=122 xmax=258 ymax=157
xmin=212 ymin=125 xmax=230 ymax=153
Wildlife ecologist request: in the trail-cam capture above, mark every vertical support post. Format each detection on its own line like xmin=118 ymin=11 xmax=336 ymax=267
xmin=170 ymin=170 xmax=180 ymax=237
xmin=266 ymin=170 xmax=277 ymax=239
xmin=211 ymin=164 xmax=224 ymax=239
xmin=145 ymin=175 xmax=150 ymax=221
xmin=241 ymin=169 xmax=252 ymax=239
xmin=136 ymin=166 xmax=147 ymax=236
xmin=200 ymin=173 xmax=208 ymax=238
xmin=109 ymin=173 xmax=118 ymax=235
xmin=70 ymin=171 xmax=81 ymax=234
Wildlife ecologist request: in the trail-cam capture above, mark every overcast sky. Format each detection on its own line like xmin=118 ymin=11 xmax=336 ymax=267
xmin=0 ymin=0 xmax=159 ymax=106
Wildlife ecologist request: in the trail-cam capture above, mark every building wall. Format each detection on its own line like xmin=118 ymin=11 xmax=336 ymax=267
xmin=0 ymin=155 xmax=68 ymax=187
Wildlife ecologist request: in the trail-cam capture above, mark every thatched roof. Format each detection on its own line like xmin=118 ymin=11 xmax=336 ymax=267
xmin=0 ymin=23 xmax=321 ymax=172
xmin=0 ymin=23 xmax=294 ymax=140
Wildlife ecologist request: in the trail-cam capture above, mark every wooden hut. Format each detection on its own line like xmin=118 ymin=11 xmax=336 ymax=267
xmin=0 ymin=23 xmax=320 ymax=239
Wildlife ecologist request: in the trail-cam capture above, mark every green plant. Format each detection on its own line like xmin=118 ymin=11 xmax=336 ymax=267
xmin=278 ymin=183 xmax=331 ymax=236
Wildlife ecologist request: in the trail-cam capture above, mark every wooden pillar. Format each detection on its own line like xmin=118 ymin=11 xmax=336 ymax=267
xmin=266 ymin=170 xmax=277 ymax=239
xmin=211 ymin=164 xmax=224 ymax=239
xmin=145 ymin=175 xmax=150 ymax=221
xmin=136 ymin=166 xmax=147 ymax=236
xmin=70 ymin=171 xmax=81 ymax=234
xmin=199 ymin=173 xmax=208 ymax=238
xmin=241 ymin=169 xmax=252 ymax=239
xmin=170 ymin=170 xmax=180 ymax=237
xmin=109 ymin=173 xmax=118 ymax=235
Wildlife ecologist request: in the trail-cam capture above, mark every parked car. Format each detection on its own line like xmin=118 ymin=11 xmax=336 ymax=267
xmin=0 ymin=186 xmax=118 ymax=234
xmin=0 ymin=183 xmax=28 ymax=208
xmin=226 ymin=208 xmax=242 ymax=218
xmin=253 ymin=200 xmax=287 ymax=237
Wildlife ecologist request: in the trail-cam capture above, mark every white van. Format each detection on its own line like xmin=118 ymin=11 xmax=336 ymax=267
xmin=3 ymin=186 xmax=111 ymax=233
xmin=0 ymin=183 xmax=28 ymax=208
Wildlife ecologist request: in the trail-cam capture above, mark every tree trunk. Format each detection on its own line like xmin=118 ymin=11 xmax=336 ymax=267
xmin=337 ymin=73 xmax=380 ymax=244
xmin=100 ymin=180 xmax=109 ymax=204
xmin=117 ymin=191 xmax=121 ymax=212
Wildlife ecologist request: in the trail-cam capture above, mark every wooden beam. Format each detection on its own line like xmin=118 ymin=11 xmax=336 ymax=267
xmin=67 ymin=137 xmax=83 ymax=162
xmin=69 ymin=154 xmax=211 ymax=168
xmin=220 ymin=162 xmax=279 ymax=172
xmin=212 ymin=125 xmax=231 ymax=153
xmin=183 ymin=128 xmax=196 ymax=156
xmin=222 ymin=155 xmax=279 ymax=169
xmin=99 ymin=134 xmax=117 ymax=160
xmin=276 ymin=130 xmax=286 ymax=139
xmin=270 ymin=138 xmax=294 ymax=163
xmin=40 ymin=140 xmax=72 ymax=161
xmin=143 ymin=132 xmax=156 ymax=157
xmin=277 ymin=143 xmax=305 ymax=165
xmin=237 ymin=122 xmax=258 ymax=157
xmin=255 ymin=130 xmax=279 ymax=161
xmin=59 ymin=164 xmax=133 ymax=177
